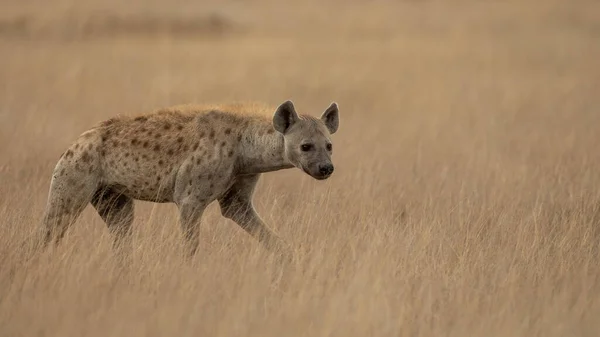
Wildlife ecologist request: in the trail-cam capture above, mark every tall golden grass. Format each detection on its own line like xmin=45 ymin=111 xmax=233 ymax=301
xmin=1 ymin=1 xmax=600 ymax=335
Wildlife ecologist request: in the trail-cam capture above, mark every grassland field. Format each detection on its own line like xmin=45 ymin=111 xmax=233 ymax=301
xmin=1 ymin=1 xmax=600 ymax=336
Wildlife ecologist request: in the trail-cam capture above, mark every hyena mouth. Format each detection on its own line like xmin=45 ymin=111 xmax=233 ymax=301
xmin=301 ymin=165 xmax=331 ymax=180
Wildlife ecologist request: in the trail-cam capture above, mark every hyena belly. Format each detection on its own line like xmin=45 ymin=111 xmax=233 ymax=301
xmin=99 ymin=155 xmax=180 ymax=203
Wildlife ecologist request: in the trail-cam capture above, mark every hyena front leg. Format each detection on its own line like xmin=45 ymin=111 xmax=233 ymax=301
xmin=177 ymin=201 xmax=208 ymax=258
xmin=174 ymin=157 xmax=228 ymax=258
xmin=218 ymin=174 xmax=289 ymax=254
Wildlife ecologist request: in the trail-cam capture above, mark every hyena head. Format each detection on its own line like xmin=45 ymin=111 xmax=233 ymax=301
xmin=273 ymin=100 xmax=339 ymax=180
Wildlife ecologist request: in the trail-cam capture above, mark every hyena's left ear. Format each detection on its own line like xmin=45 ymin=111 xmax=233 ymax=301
xmin=321 ymin=102 xmax=339 ymax=134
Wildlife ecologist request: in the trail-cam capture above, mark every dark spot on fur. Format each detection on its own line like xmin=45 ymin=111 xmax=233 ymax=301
xmin=225 ymin=128 xmax=231 ymax=135
xmin=187 ymin=190 xmax=191 ymax=196
xmin=199 ymin=132 xmax=205 ymax=138
xmin=135 ymin=116 xmax=148 ymax=122
xmin=155 ymin=133 xmax=161 ymax=139
xmin=209 ymin=131 xmax=215 ymax=139
xmin=100 ymin=150 xmax=106 ymax=157
xmin=177 ymin=125 xmax=183 ymax=131
xmin=112 ymin=140 xmax=119 ymax=147
xmin=143 ymin=141 xmax=149 ymax=148
xmin=237 ymin=134 xmax=242 ymax=142
xmin=209 ymin=183 xmax=214 ymax=189
xmin=81 ymin=151 xmax=90 ymax=163
xmin=134 ymin=157 xmax=139 ymax=162
xmin=193 ymin=142 xmax=200 ymax=150
xmin=59 ymin=168 xmax=65 ymax=176
xmin=131 ymin=139 xmax=138 ymax=145
xmin=188 ymin=179 xmax=192 ymax=185
xmin=75 ymin=144 xmax=80 ymax=150
xmin=164 ymin=123 xmax=171 ymax=130
xmin=141 ymin=128 xmax=147 ymax=132
xmin=220 ymin=141 xmax=226 ymax=147
xmin=88 ymin=166 xmax=94 ymax=173
xmin=142 ymin=154 xmax=148 ymax=159
xmin=125 ymin=152 xmax=130 ymax=157
xmin=228 ymin=150 xmax=234 ymax=157
xmin=158 ymin=160 xmax=164 ymax=166
xmin=267 ymin=128 xmax=275 ymax=134
xmin=167 ymin=149 xmax=174 ymax=156
xmin=87 ymin=143 xmax=93 ymax=150
xmin=65 ymin=150 xmax=74 ymax=158
xmin=207 ymin=174 xmax=213 ymax=180
xmin=147 ymin=131 xmax=153 ymax=137
xmin=196 ymin=158 xmax=201 ymax=165
xmin=154 ymin=144 xmax=160 ymax=151
xmin=177 ymin=137 xmax=184 ymax=143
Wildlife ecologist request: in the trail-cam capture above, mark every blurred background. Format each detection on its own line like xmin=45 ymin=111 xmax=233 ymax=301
xmin=1 ymin=1 xmax=600 ymax=336
xmin=1 ymin=0 xmax=599 ymax=164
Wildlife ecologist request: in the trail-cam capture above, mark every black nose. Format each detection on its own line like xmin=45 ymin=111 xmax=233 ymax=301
xmin=319 ymin=163 xmax=334 ymax=176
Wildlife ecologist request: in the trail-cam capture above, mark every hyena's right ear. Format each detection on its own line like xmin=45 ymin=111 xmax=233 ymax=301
xmin=273 ymin=100 xmax=299 ymax=134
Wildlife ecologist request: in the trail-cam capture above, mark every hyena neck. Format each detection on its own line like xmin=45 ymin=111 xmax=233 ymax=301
xmin=237 ymin=118 xmax=294 ymax=175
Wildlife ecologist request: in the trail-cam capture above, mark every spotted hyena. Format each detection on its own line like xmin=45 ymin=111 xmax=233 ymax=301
xmin=40 ymin=100 xmax=339 ymax=256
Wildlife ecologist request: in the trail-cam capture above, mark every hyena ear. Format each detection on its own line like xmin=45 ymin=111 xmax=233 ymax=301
xmin=273 ymin=100 xmax=299 ymax=134
xmin=321 ymin=102 xmax=339 ymax=134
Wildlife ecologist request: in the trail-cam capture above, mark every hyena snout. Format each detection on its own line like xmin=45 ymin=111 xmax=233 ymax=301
xmin=318 ymin=163 xmax=334 ymax=177
xmin=307 ymin=162 xmax=334 ymax=180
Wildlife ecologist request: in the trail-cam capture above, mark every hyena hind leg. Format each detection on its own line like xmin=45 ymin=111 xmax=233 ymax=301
xmin=39 ymin=133 xmax=103 ymax=250
xmin=41 ymin=179 xmax=98 ymax=248
xmin=90 ymin=186 xmax=135 ymax=252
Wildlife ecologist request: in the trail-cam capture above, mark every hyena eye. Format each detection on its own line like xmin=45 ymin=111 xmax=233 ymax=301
xmin=300 ymin=144 xmax=313 ymax=152
xmin=326 ymin=143 xmax=332 ymax=151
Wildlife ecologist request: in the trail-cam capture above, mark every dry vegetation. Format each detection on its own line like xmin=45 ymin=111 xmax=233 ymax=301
xmin=1 ymin=0 xmax=600 ymax=336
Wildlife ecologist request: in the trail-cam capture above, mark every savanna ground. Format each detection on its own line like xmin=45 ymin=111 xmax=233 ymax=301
xmin=1 ymin=0 xmax=600 ymax=336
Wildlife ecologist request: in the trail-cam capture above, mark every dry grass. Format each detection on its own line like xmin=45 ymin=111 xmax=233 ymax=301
xmin=1 ymin=0 xmax=600 ymax=336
